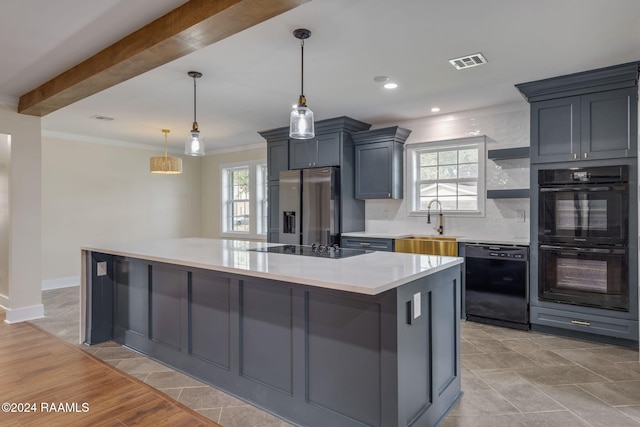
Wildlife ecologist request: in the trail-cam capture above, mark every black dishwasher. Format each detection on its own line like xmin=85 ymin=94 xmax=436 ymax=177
xmin=465 ymin=244 xmax=530 ymax=330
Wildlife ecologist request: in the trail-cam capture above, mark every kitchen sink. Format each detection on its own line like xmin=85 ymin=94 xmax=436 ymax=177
xmin=395 ymin=236 xmax=458 ymax=256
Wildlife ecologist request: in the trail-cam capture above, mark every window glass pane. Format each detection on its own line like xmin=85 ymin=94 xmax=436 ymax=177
xmin=438 ymin=197 xmax=457 ymax=210
xmin=438 ymin=150 xmax=457 ymax=165
xmin=458 ymin=164 xmax=477 ymax=178
xmin=420 ymin=152 xmax=437 ymax=166
xmin=231 ymin=201 xmax=250 ymax=232
xmin=459 ymin=148 xmax=478 ymax=164
xmin=438 ymin=165 xmax=457 ymax=179
xmin=437 ymin=183 xmax=457 ymax=197
xmin=458 ymin=196 xmax=477 ymax=210
xmin=420 ymin=183 xmax=437 ymax=198
xmin=231 ymin=169 xmax=249 ymax=199
xmin=420 ymin=166 xmax=438 ymax=180
xmin=458 ymin=181 xmax=478 ymax=196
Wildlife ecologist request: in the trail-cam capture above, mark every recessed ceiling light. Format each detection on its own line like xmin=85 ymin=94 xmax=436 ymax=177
xmin=431 ymin=107 xmax=440 ymax=113
xmin=384 ymin=82 xmax=398 ymax=89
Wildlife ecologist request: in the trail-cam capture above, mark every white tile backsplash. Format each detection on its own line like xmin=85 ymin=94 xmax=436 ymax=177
xmin=365 ymin=102 xmax=531 ymax=243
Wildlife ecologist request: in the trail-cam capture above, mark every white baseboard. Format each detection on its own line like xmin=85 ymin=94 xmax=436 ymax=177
xmin=4 ymin=304 xmax=44 ymax=323
xmin=42 ymin=276 xmax=80 ymax=291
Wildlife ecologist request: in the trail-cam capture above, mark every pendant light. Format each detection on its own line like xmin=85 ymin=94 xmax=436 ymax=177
xmin=185 ymin=71 xmax=205 ymax=156
xmin=289 ymin=28 xmax=314 ymax=139
xmin=151 ymin=129 xmax=183 ymax=174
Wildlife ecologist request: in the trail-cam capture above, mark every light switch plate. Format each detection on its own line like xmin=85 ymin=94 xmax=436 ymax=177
xmin=515 ymin=210 xmax=525 ymax=223
xmin=97 ymin=261 xmax=107 ymax=277
xmin=413 ymin=292 xmax=421 ymax=319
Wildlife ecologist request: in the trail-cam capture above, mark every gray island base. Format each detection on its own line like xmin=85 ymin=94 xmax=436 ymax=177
xmin=82 ymin=238 xmax=463 ymax=427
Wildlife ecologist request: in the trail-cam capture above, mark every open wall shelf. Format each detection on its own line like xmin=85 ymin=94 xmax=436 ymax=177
xmin=487 ymin=147 xmax=530 ymax=160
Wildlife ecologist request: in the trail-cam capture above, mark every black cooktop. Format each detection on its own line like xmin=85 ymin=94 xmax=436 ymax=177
xmin=249 ymin=244 xmax=372 ymax=259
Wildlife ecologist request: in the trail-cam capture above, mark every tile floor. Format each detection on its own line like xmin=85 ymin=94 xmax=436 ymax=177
xmin=23 ymin=287 xmax=640 ymax=426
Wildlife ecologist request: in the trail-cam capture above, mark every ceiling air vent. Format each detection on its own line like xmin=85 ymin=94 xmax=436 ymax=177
xmin=449 ymin=53 xmax=487 ymax=70
xmin=90 ymin=115 xmax=115 ymax=121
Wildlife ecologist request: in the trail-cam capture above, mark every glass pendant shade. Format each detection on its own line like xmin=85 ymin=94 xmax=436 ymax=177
xmin=185 ymin=127 xmax=205 ymax=156
xmin=290 ymin=102 xmax=314 ymax=139
xmin=151 ymin=129 xmax=183 ymax=174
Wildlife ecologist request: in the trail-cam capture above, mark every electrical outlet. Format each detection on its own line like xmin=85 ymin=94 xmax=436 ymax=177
xmin=97 ymin=261 xmax=107 ymax=276
xmin=515 ymin=210 xmax=525 ymax=223
xmin=413 ymin=292 xmax=421 ymax=319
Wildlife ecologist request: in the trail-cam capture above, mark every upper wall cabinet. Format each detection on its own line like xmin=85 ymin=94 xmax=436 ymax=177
xmin=517 ymin=62 xmax=639 ymax=164
xmin=267 ymin=139 xmax=289 ymax=180
xmin=352 ymin=126 xmax=411 ymax=199
xmin=289 ymin=133 xmax=341 ymax=169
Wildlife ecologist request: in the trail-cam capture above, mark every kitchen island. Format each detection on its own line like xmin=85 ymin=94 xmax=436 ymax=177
xmin=82 ymin=238 xmax=463 ymax=427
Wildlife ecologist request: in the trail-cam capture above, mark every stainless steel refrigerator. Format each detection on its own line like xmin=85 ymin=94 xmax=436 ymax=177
xmin=279 ymin=167 xmax=340 ymax=245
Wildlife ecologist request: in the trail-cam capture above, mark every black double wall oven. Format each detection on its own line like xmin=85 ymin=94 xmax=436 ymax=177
xmin=538 ymin=165 xmax=629 ymax=312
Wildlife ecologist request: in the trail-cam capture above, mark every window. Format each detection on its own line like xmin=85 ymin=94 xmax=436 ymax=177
xmin=407 ymin=136 xmax=485 ymax=216
xmin=221 ymin=161 xmax=267 ymax=237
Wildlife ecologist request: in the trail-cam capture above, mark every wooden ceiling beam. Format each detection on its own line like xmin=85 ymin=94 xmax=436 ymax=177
xmin=18 ymin=0 xmax=309 ymax=116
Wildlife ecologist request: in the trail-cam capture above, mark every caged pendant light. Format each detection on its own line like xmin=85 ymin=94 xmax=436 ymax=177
xmin=150 ymin=129 xmax=183 ymax=174
xmin=289 ymin=28 xmax=315 ymax=139
xmin=185 ymin=71 xmax=205 ymax=156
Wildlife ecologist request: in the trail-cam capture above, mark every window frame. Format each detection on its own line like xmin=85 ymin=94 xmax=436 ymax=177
xmin=220 ymin=160 xmax=268 ymax=239
xmin=406 ymin=135 xmax=486 ymax=217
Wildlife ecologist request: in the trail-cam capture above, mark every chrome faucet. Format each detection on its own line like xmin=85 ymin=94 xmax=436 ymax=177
xmin=427 ymin=199 xmax=444 ymax=235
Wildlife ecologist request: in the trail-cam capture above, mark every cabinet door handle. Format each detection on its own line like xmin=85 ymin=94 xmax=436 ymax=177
xmin=388 ymin=193 xmax=391 ymax=198
xmin=571 ymin=320 xmax=591 ymax=326
xmin=583 ymin=153 xmax=588 ymax=159
xmin=359 ymin=242 xmax=371 ymax=247
xmin=573 ymin=153 xmax=577 ymax=160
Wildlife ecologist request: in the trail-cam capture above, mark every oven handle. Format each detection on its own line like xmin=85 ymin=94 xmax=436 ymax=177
xmin=539 ymin=186 xmax=622 ymax=192
xmin=540 ymin=244 xmax=626 ymax=255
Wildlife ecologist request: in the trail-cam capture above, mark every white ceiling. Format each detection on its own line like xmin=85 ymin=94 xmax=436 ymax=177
xmin=1 ymin=0 xmax=639 ymax=152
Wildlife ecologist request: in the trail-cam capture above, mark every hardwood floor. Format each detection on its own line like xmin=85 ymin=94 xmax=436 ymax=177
xmin=0 ymin=312 xmax=220 ymax=426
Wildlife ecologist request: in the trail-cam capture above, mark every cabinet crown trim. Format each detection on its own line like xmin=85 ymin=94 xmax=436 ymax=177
xmin=515 ymin=61 xmax=639 ymax=103
xmin=352 ymin=126 xmax=412 ymax=145
xmin=258 ymin=116 xmax=371 ymax=140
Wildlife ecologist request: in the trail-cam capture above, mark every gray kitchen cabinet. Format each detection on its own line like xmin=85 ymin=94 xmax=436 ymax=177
xmin=517 ymin=62 xmax=639 ymax=164
xmin=530 ymin=88 xmax=636 ymax=163
xmin=259 ymin=117 xmax=371 ymax=242
xmin=580 ymin=88 xmax=637 ymax=160
xmin=341 ymin=236 xmax=395 ymax=252
xmin=518 ymin=61 xmax=639 ymax=344
xmin=267 ymin=139 xmax=288 ymax=180
xmin=264 ymin=139 xmax=288 ymax=243
xmin=530 ymin=96 xmax=581 ymax=163
xmin=531 ymin=305 xmax=638 ymax=342
xmin=352 ymin=126 xmax=411 ymax=199
xmin=289 ymin=133 xmax=341 ymax=169
xmin=267 ymin=181 xmax=280 ymax=243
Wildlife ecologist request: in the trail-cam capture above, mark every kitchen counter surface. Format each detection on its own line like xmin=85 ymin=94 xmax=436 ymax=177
xmin=457 ymin=237 xmax=530 ymax=246
xmin=82 ymin=237 xmax=463 ymax=296
xmin=342 ymin=232 xmax=529 ymax=246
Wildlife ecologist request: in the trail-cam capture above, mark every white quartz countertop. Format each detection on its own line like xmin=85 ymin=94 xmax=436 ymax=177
xmin=82 ymin=238 xmax=462 ymax=296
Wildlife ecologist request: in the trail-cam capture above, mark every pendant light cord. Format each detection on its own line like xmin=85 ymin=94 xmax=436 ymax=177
xmin=300 ymin=38 xmax=305 ymax=98
xmin=163 ymin=130 xmax=170 ymax=158
xmin=192 ymin=76 xmax=198 ymax=127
